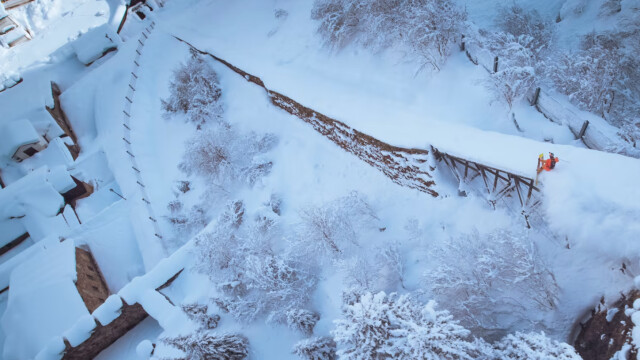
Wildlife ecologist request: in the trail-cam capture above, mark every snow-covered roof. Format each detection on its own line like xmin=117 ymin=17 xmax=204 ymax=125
xmin=0 ymin=119 xmax=40 ymax=158
xmin=0 ymin=76 xmax=54 ymax=121
xmin=0 ymin=166 xmax=70 ymax=246
xmin=30 ymin=108 xmax=64 ymax=140
xmin=1 ymin=239 xmax=89 ymax=360
xmin=47 ymin=165 xmax=77 ymax=194
xmin=72 ymin=24 xmax=121 ymax=65
xmin=0 ymin=166 xmax=65 ymax=219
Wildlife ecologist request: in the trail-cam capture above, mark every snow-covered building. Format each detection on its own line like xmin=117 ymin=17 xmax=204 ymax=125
xmin=0 ymin=166 xmax=90 ymax=260
xmin=72 ymin=24 xmax=121 ymax=65
xmin=0 ymin=76 xmax=78 ymax=183
xmin=0 ymin=119 xmax=48 ymax=162
xmin=0 ymin=240 xmax=109 ymax=360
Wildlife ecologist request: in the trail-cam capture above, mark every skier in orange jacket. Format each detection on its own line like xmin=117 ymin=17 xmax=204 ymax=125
xmin=537 ymin=152 xmax=559 ymax=174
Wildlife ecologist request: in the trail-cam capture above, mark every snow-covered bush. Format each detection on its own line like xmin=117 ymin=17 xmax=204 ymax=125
xmin=339 ymin=243 xmax=405 ymax=293
xmin=212 ymin=253 xmax=318 ymax=324
xmin=293 ymin=336 xmax=337 ymax=360
xmin=295 ymin=191 xmax=378 ymax=261
xmin=332 ymin=292 xmax=480 ymax=359
xmin=162 ymin=48 xmax=223 ymax=126
xmin=162 ymin=332 xmax=249 ymax=360
xmin=545 ymin=33 xmax=620 ymax=119
xmin=495 ymin=5 xmax=553 ymax=59
xmin=311 ymin=0 xmax=367 ymax=49
xmin=194 ymin=201 xmax=317 ymax=324
xmin=287 ymin=309 xmax=321 ymax=335
xmin=541 ymin=30 xmax=640 ymax=145
xmin=483 ymin=32 xmax=536 ymax=109
xmin=311 ymin=0 xmax=466 ymax=71
xmin=493 ymin=331 xmax=581 ymax=359
xmin=193 ymin=200 xmax=248 ymax=283
xmin=166 ymin=201 xmax=209 ymax=241
xmin=243 ymin=254 xmax=318 ymax=324
xmin=423 ymin=229 xmax=558 ymax=340
xmin=400 ymin=0 xmax=468 ymax=71
xmin=600 ymin=0 xmax=622 ymax=16
xmin=181 ymin=303 xmax=220 ymax=330
xmin=178 ymin=123 xmax=277 ymax=186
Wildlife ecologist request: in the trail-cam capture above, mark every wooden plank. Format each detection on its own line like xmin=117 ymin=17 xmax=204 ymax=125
xmin=3 ymin=0 xmax=36 ymax=10
xmin=0 ymin=232 xmax=29 ymax=257
xmin=526 ymin=178 xmax=535 ymax=200
xmin=8 ymin=35 xmax=30 ymax=48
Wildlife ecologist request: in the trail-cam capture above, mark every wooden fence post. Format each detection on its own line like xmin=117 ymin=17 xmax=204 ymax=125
xmin=532 ymin=87 xmax=541 ymax=106
xmin=578 ymin=120 xmax=589 ymax=139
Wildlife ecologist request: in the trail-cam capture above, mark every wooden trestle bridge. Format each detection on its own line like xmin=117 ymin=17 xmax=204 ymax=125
xmin=433 ymin=148 xmax=541 ymax=227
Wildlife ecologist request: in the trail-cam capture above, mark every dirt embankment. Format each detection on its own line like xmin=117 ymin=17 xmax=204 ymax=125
xmin=574 ymin=290 xmax=639 ymax=360
xmin=174 ymin=36 xmax=439 ymax=197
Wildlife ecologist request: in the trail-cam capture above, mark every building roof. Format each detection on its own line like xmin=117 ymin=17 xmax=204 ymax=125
xmin=72 ymin=24 xmax=121 ymax=65
xmin=0 ymin=119 xmax=40 ymax=159
xmin=0 ymin=166 xmax=72 ymax=246
xmin=0 ymin=75 xmax=54 ymax=121
xmin=1 ymin=239 xmax=89 ymax=360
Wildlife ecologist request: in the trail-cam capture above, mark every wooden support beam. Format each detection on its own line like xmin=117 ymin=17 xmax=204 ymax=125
xmin=495 ymin=180 xmax=513 ymax=199
xmin=514 ymin=177 xmax=525 ymax=207
xmin=478 ymin=167 xmax=490 ymax=193
xmin=492 ymin=170 xmax=500 ymax=193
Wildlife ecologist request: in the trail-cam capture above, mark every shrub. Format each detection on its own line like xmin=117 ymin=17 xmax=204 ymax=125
xmin=162 ymin=48 xmax=223 ymax=126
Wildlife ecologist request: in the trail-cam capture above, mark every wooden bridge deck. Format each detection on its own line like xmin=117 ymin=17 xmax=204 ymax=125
xmin=434 ymin=149 xmax=541 ymax=227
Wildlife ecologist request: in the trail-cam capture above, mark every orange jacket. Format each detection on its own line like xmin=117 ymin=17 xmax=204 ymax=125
xmin=542 ymin=157 xmax=559 ymax=171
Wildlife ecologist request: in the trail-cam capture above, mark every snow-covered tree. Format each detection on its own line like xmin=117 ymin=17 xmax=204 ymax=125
xmin=287 ymin=309 xmax=321 ymax=335
xmin=181 ymin=303 xmax=220 ymax=330
xmin=243 ymin=254 xmax=318 ymax=324
xmin=178 ymin=123 xmax=277 ymax=187
xmin=332 ymin=292 xmax=480 ymax=359
xmin=483 ymin=32 xmax=537 ymax=109
xmin=339 ymin=243 xmax=405 ymax=293
xmin=402 ymin=0 xmax=468 ymax=71
xmin=495 ymin=5 xmax=553 ymax=59
xmin=293 ymin=336 xmax=337 ymax=360
xmin=599 ymin=0 xmax=622 ymax=16
xmin=166 ymin=201 xmax=209 ymax=242
xmin=311 ymin=0 xmax=368 ymax=49
xmin=493 ymin=331 xmax=581 ymax=359
xmin=162 ymin=332 xmax=249 ymax=360
xmin=295 ymin=191 xmax=378 ymax=262
xmin=193 ymin=200 xmax=248 ymax=283
xmin=545 ymin=33 xmax=620 ymax=119
xmin=194 ymin=201 xmax=317 ymax=324
xmin=311 ymin=0 xmax=466 ymax=71
xmin=162 ymin=48 xmax=223 ymax=126
xmin=423 ymin=229 xmax=558 ymax=340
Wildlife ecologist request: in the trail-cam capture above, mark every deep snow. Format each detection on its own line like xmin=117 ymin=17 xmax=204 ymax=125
xmin=1 ymin=0 xmax=639 ymax=359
